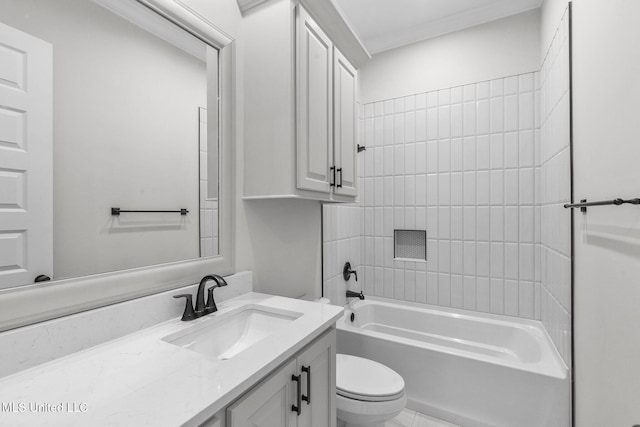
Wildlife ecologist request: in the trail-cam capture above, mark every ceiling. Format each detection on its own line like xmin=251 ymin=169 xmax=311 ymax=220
xmin=333 ymin=0 xmax=542 ymax=55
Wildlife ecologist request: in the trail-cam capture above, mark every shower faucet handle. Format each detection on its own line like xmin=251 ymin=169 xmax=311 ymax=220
xmin=173 ymin=294 xmax=196 ymax=321
xmin=343 ymin=262 xmax=358 ymax=282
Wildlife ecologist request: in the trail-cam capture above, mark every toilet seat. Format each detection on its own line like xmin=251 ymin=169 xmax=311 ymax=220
xmin=336 ymin=354 xmax=405 ymax=402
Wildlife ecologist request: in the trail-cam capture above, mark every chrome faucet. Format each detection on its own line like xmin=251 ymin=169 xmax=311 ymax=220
xmin=173 ymin=274 xmax=228 ymax=321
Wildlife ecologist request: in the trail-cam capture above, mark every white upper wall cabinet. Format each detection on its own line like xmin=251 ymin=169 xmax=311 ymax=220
xmin=297 ymin=7 xmax=333 ymax=194
xmin=243 ymin=0 xmax=360 ymax=202
xmin=332 ymin=49 xmax=357 ymax=197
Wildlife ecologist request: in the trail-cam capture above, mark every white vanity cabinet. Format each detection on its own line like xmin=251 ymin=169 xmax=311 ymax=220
xmin=226 ymin=329 xmax=336 ymax=427
xmin=243 ymin=0 xmax=362 ymax=202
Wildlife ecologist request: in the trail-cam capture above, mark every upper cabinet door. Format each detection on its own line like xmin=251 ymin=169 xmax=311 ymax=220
xmin=332 ymin=49 xmax=357 ymax=197
xmin=296 ymin=6 xmax=333 ymax=194
xmin=0 ymin=23 xmax=52 ymax=290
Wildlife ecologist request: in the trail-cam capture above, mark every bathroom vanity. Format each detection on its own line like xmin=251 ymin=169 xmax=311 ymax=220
xmin=0 ymin=293 xmax=342 ymax=426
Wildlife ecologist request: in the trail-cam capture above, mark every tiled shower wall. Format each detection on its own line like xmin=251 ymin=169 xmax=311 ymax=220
xmin=325 ymin=72 xmax=542 ymax=319
xmin=538 ymin=8 xmax=572 ymax=365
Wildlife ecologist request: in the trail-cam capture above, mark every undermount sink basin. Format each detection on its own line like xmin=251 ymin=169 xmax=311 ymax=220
xmin=162 ymin=304 xmax=302 ymax=361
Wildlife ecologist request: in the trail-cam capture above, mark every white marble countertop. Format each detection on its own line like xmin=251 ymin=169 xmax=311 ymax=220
xmin=0 ymin=293 xmax=343 ymax=426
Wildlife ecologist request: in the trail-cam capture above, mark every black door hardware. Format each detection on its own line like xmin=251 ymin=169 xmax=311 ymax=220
xmin=291 ymin=374 xmax=302 ymax=415
xmin=301 ymin=365 xmax=311 ymax=405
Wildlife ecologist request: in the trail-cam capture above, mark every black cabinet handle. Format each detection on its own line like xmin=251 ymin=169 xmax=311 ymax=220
xmin=301 ymin=365 xmax=311 ymax=405
xmin=336 ymin=168 xmax=343 ymax=188
xmin=291 ymin=374 xmax=301 ymax=415
xmin=329 ymin=166 xmax=335 ymax=187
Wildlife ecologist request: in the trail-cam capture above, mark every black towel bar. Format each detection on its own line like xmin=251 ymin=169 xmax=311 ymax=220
xmin=563 ymin=198 xmax=640 ymax=213
xmin=111 ymin=208 xmax=189 ymax=216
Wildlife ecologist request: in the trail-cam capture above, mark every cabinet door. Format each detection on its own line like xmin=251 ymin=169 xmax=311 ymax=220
xmin=297 ymin=329 xmax=337 ymax=427
xmin=296 ymin=6 xmax=333 ymax=194
xmin=226 ymin=359 xmax=298 ymax=427
xmin=332 ymin=48 xmax=357 ymax=197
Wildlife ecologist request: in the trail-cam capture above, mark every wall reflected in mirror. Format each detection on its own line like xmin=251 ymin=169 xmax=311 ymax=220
xmin=0 ymin=0 xmax=219 ymax=288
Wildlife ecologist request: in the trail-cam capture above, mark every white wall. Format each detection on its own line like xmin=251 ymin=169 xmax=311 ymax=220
xmin=572 ymin=0 xmax=640 ymax=425
xmin=359 ymin=10 xmax=541 ymax=104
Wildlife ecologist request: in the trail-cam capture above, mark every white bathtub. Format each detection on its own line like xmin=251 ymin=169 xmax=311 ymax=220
xmin=336 ymin=297 xmax=570 ymax=427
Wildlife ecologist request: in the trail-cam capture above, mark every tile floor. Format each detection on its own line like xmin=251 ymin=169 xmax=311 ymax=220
xmin=386 ymin=408 xmax=461 ymax=427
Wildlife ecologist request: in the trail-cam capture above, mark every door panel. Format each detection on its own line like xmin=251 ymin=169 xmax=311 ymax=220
xmin=297 ymin=329 xmax=337 ymax=427
xmin=226 ymin=359 xmax=298 ymax=427
xmin=297 ymin=6 xmax=332 ymax=193
xmin=333 ymin=49 xmax=357 ymax=197
xmin=0 ymin=22 xmax=52 ymax=289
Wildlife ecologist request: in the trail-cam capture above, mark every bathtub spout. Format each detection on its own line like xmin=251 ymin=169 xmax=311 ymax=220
xmin=346 ymin=290 xmax=365 ymax=300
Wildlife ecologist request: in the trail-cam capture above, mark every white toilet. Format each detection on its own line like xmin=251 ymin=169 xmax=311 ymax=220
xmin=336 ymin=354 xmax=407 ymax=427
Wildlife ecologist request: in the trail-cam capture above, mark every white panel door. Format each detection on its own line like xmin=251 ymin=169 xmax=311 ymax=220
xmin=333 ymin=49 xmax=357 ymax=197
xmin=297 ymin=5 xmax=333 ymax=194
xmin=226 ymin=359 xmax=298 ymax=427
xmin=297 ymin=329 xmax=336 ymax=427
xmin=0 ymin=23 xmax=52 ymax=289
